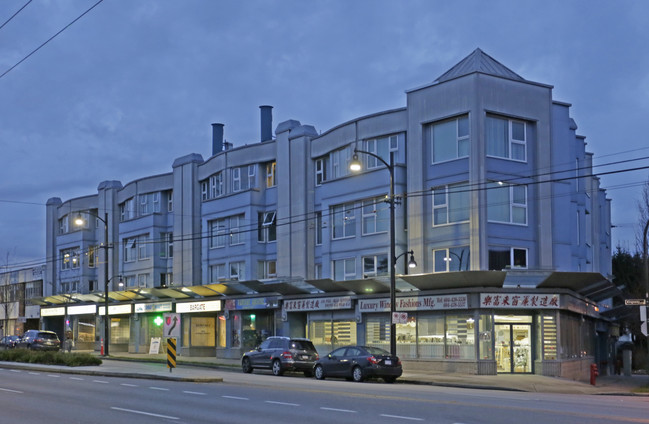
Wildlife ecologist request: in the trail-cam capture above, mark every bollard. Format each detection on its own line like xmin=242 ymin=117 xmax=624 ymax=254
xmin=590 ymin=363 xmax=599 ymax=386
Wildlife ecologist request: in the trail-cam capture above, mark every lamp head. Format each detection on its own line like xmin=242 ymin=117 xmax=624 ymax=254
xmin=349 ymin=153 xmax=362 ymax=172
xmin=74 ymin=214 xmax=85 ymax=227
xmin=408 ymin=251 xmax=417 ymax=268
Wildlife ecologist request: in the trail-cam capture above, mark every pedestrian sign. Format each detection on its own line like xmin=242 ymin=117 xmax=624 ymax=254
xmin=167 ymin=337 xmax=176 ymax=372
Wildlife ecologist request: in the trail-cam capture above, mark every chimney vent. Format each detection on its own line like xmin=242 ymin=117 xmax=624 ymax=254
xmin=211 ymin=123 xmax=224 ymax=155
xmin=260 ymin=105 xmax=273 ymax=142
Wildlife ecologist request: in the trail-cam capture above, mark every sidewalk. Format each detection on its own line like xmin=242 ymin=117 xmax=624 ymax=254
xmin=2 ymin=351 xmax=648 ymax=395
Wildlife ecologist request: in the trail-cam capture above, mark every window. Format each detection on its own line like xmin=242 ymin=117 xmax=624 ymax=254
xmin=486 ymin=115 xmax=526 ymax=161
xmin=232 ymin=166 xmax=255 ymax=192
xmin=60 ymin=248 xmax=80 ymax=270
xmin=432 ymin=183 xmax=470 ymax=226
xmin=124 ymin=237 xmax=137 ymax=262
xmin=433 ymin=246 xmax=470 ymax=272
xmin=60 ymin=281 xmax=79 ymax=294
xmin=167 ymin=190 xmax=173 ymax=212
xmin=333 ymin=258 xmax=356 ymax=281
xmin=137 ymin=234 xmax=149 ymax=260
xmin=232 ymin=167 xmax=241 ymax=192
xmin=230 ymin=261 xmax=245 ymax=280
xmin=431 ymin=115 xmax=469 ymax=163
xmin=124 ymin=276 xmax=136 ymax=288
xmin=160 ymin=232 xmax=173 ymax=258
xmin=315 ymin=211 xmax=323 ymax=245
xmin=230 ymin=215 xmax=243 ymax=245
xmin=87 ymin=246 xmax=98 ymax=268
xmin=209 ymin=264 xmax=226 ymax=282
xmin=209 ymin=219 xmax=226 ymax=248
xmin=257 ymin=260 xmax=277 ymax=279
xmin=488 ymin=247 xmax=528 ymax=270
xmin=139 ymin=192 xmax=160 ymax=216
xmin=362 ymin=255 xmax=388 ymax=277
xmin=331 ymin=146 xmax=352 ymax=179
xmin=315 ymin=157 xmax=327 ymax=185
xmin=160 ymin=272 xmax=173 ymax=287
xmin=487 ymin=182 xmax=527 ymax=225
xmin=364 ymin=136 xmax=391 ymax=169
xmin=362 ymin=197 xmax=389 ymax=235
xmin=120 ymin=198 xmax=135 ymax=221
xmin=210 ymin=173 xmax=224 ymax=199
xmin=266 ymin=162 xmax=276 ymax=187
xmin=258 ymin=211 xmax=276 ymax=243
xmin=314 ymin=263 xmax=322 ymax=279
xmin=248 ymin=164 xmax=256 ymax=188
xmin=137 ymin=273 xmax=148 ymax=287
xmin=331 ymin=202 xmax=356 ymax=239
xmin=58 ymin=216 xmax=69 ymax=234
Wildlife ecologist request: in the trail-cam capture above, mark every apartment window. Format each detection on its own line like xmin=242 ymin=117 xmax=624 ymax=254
xmin=315 ymin=211 xmax=323 ymax=245
xmin=315 ymin=157 xmax=327 ymax=186
xmin=258 ymin=211 xmax=276 ymax=243
xmin=58 ymin=216 xmax=69 ymax=234
xmin=333 ymin=258 xmax=356 ymax=281
xmin=431 ymin=115 xmax=469 ymax=163
xmin=257 ymin=260 xmax=277 ymax=279
xmin=362 ymin=197 xmax=389 ymax=235
xmin=124 ymin=276 xmax=136 ymax=288
xmin=139 ymin=192 xmax=160 ymax=216
xmin=25 ymin=281 xmax=42 ymax=299
xmin=489 ymin=247 xmax=528 ymax=270
xmin=331 ymin=146 xmax=352 ymax=179
xmin=266 ymin=162 xmax=276 ymax=187
xmin=87 ymin=245 xmax=98 ymax=268
xmin=137 ymin=273 xmax=148 ymax=288
xmin=432 ymin=183 xmax=470 ymax=226
xmin=120 ymin=198 xmax=135 ymax=221
xmin=314 ymin=264 xmax=322 ymax=279
xmin=332 ymin=202 xmax=356 ymax=239
xmin=232 ymin=167 xmax=241 ymax=192
xmin=137 ymin=234 xmax=149 ymax=259
xmin=61 ymin=248 xmax=80 ymax=270
xmin=486 ymin=115 xmax=527 ymax=161
xmin=230 ymin=261 xmax=245 ymax=280
xmin=433 ymin=246 xmax=470 ymax=272
xmin=230 ymin=215 xmax=244 ymax=245
xmin=487 ymin=182 xmax=527 ymax=225
xmin=209 ymin=219 xmax=226 ymax=248
xmin=124 ymin=237 xmax=137 ymax=262
xmin=208 ymin=172 xmax=224 ymax=199
xmin=248 ymin=164 xmax=256 ymax=188
xmin=209 ymin=264 xmax=226 ymax=282
xmin=60 ymin=281 xmax=79 ymax=294
xmin=167 ymin=190 xmax=173 ymax=212
xmin=364 ymin=136 xmax=391 ymax=169
xmin=232 ymin=166 xmax=255 ymax=192
xmin=362 ymin=254 xmax=388 ymax=277
xmin=160 ymin=272 xmax=173 ymax=287
xmin=160 ymin=232 xmax=173 ymax=258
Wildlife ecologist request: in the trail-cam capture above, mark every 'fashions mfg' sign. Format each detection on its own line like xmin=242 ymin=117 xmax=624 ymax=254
xmin=359 ymin=295 xmax=467 ymax=312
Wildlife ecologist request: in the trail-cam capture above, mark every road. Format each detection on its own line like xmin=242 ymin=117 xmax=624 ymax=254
xmin=0 ymin=368 xmax=646 ymax=424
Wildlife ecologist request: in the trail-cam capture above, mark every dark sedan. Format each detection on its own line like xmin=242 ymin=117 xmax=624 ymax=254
xmin=313 ymin=345 xmax=402 ymax=383
xmin=0 ymin=335 xmax=20 ymax=349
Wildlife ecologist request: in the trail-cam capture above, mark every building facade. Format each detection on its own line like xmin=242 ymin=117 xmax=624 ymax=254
xmin=39 ymin=49 xmax=615 ymax=379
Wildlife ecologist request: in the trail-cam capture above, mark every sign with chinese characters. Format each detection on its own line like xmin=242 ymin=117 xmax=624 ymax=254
xmin=359 ymin=295 xmax=468 ymax=312
xmin=134 ymin=302 xmax=173 ymax=314
xmin=283 ymin=296 xmax=352 ymax=312
xmin=176 ymin=300 xmax=221 ymax=313
xmin=480 ymin=293 xmax=560 ymax=309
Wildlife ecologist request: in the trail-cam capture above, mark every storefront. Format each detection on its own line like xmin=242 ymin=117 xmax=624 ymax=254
xmin=282 ymin=296 xmax=356 ymax=354
xmin=130 ymin=301 xmax=172 ymax=353
xmin=99 ymin=303 xmax=132 ymax=353
xmin=40 ymin=306 xmax=66 ymax=341
xmin=176 ymin=299 xmax=220 ymax=357
xmin=221 ymin=297 xmax=279 ymax=359
xmin=66 ymin=304 xmax=97 ymax=351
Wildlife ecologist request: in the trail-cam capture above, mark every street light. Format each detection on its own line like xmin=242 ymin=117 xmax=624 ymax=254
xmin=74 ymin=211 xmax=111 ymax=356
xmin=350 ymin=148 xmax=415 ymax=356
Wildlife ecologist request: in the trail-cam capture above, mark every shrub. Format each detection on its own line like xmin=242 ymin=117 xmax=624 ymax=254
xmin=0 ymin=349 xmax=102 ymax=366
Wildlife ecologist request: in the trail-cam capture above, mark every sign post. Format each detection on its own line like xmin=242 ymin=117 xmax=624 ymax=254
xmin=167 ymin=337 xmax=176 ymax=373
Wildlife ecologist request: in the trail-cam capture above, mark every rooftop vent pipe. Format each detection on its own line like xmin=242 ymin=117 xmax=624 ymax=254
xmin=260 ymin=105 xmax=273 ymax=142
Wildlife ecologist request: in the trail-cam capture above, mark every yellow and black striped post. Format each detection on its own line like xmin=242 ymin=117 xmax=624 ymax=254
xmin=167 ymin=337 xmax=176 ymax=373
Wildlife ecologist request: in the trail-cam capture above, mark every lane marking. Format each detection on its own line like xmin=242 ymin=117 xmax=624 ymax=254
xmin=120 ymin=383 xmax=138 ymax=387
xmin=149 ymin=386 xmax=170 ymax=391
xmin=320 ymin=407 xmax=357 ymax=413
xmin=69 ymin=377 xmax=84 ymax=381
xmin=222 ymin=395 xmax=249 ymax=400
xmin=110 ymin=407 xmax=179 ymax=420
xmin=9 ymin=370 xmax=21 ymax=373
xmin=265 ymin=401 xmax=299 ymax=406
xmin=183 ymin=390 xmax=206 ymax=395
xmin=28 ymin=372 xmax=41 ymax=375
xmin=93 ymin=380 xmax=109 ymax=384
xmin=47 ymin=375 xmax=60 ymax=378
xmin=380 ymin=414 xmax=424 ymax=421
xmin=0 ymin=387 xmax=23 ymax=394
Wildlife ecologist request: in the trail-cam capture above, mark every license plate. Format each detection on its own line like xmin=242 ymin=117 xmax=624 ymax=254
xmin=385 ymin=360 xmax=392 ymax=365
xmin=301 ymin=355 xmax=309 ymax=360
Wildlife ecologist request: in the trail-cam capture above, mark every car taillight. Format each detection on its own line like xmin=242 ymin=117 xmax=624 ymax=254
xmin=368 ymin=356 xmax=379 ymax=365
xmin=315 ymin=353 xmax=319 ymax=360
xmin=35 ymin=338 xmax=43 ymax=343
xmin=280 ymin=351 xmax=293 ymax=359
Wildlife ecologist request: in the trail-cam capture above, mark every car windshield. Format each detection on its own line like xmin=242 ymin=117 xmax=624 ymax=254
xmin=290 ymin=340 xmax=315 ymax=351
xmin=365 ymin=346 xmax=391 ymax=356
xmin=39 ymin=333 xmax=58 ymax=340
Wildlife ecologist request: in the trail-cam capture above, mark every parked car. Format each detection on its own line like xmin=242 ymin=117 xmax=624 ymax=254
xmin=16 ymin=330 xmax=61 ymax=351
xmin=0 ymin=335 xmax=20 ymax=349
xmin=313 ymin=345 xmax=403 ymax=383
xmin=241 ymin=336 xmax=319 ymax=376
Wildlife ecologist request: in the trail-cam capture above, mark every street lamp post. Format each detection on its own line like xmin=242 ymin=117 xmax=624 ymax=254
xmin=350 ymin=149 xmax=415 ymax=356
xmin=75 ymin=211 xmax=110 ymax=356
xmin=643 ymin=219 xmax=649 ymax=371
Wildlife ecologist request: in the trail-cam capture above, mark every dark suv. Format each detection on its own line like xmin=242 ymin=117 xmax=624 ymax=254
xmin=16 ymin=330 xmax=61 ymax=351
xmin=241 ymin=336 xmax=319 ymax=376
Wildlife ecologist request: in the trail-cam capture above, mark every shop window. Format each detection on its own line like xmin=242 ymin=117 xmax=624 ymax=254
xmin=445 ymin=315 xmax=475 ymax=360
xmin=218 ymin=315 xmax=226 ymax=348
xmin=478 ymin=314 xmax=494 ymax=360
xmin=396 ymin=316 xmax=417 ymax=359
xmin=110 ymin=317 xmax=130 ymax=344
xmin=541 ymin=314 xmax=557 ymax=360
xmin=416 ymin=315 xmax=445 ymax=359
xmin=309 ymin=320 xmax=357 ymax=354
xmin=365 ymin=316 xmax=390 ymax=350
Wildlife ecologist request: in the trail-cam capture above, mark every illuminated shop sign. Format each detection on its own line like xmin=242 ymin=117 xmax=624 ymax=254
xmin=359 ymin=295 xmax=468 ymax=312
xmin=99 ymin=304 xmax=133 ymax=316
xmin=283 ymin=296 xmax=352 ymax=312
xmin=176 ymin=300 xmax=221 ymax=313
xmin=67 ymin=305 xmax=97 ymax=315
xmin=225 ymin=298 xmax=278 ymax=310
xmin=41 ymin=307 xmax=65 ymax=317
xmin=480 ymin=293 xmax=560 ymax=308
xmin=134 ymin=302 xmax=172 ymax=313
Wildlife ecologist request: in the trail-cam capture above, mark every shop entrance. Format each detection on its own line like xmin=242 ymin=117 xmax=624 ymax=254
xmin=495 ymin=315 xmax=533 ymax=373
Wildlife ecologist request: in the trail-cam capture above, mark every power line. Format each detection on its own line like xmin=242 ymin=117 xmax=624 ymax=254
xmin=0 ymin=0 xmax=104 ymax=80
xmin=0 ymin=0 xmax=32 ymax=31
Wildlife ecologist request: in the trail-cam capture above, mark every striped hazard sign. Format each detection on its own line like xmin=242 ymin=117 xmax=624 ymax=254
xmin=167 ymin=337 xmax=176 ymax=372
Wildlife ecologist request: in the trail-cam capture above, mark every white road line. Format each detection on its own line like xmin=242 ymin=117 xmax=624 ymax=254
xmin=182 ymin=390 xmax=206 ymax=395
xmin=0 ymin=387 xmax=23 ymax=394
xmin=69 ymin=377 xmax=84 ymax=380
xmin=149 ymin=386 xmax=170 ymax=391
xmin=9 ymin=370 xmax=21 ymax=373
xmin=28 ymin=372 xmax=41 ymax=375
xmin=222 ymin=395 xmax=249 ymax=400
xmin=120 ymin=383 xmax=138 ymax=387
xmin=47 ymin=375 xmax=60 ymax=378
xmin=265 ymin=401 xmax=299 ymax=407
xmin=320 ymin=407 xmax=357 ymax=413
xmin=379 ymin=414 xmax=424 ymax=421
xmin=110 ymin=407 xmax=179 ymax=420
xmin=93 ymin=380 xmax=109 ymax=384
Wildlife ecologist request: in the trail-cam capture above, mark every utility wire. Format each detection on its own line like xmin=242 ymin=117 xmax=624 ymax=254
xmin=0 ymin=0 xmax=32 ymax=31
xmin=0 ymin=0 xmax=104 ymax=80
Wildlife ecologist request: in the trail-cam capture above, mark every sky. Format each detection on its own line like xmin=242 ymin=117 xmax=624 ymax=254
xmin=1 ymin=0 xmax=649 ymax=268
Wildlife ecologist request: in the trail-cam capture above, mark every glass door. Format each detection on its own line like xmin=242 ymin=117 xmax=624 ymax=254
xmin=495 ymin=323 xmax=532 ymax=373
xmin=495 ymin=324 xmax=511 ymax=372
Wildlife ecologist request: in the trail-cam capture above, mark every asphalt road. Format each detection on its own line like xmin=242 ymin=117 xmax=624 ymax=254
xmin=0 ymin=368 xmax=646 ymax=424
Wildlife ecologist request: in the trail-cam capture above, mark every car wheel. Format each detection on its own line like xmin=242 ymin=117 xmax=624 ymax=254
xmin=272 ymin=359 xmax=284 ymax=376
xmin=352 ymin=366 xmax=364 ymax=382
xmin=241 ymin=357 xmax=253 ymax=374
xmin=314 ymin=365 xmax=325 ymax=380
xmin=383 ymin=376 xmax=397 ymax=384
